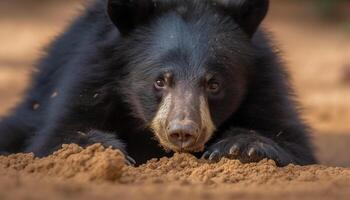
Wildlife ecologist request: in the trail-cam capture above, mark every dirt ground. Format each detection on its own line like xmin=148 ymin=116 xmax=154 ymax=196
xmin=1 ymin=144 xmax=350 ymax=200
xmin=0 ymin=0 xmax=350 ymax=199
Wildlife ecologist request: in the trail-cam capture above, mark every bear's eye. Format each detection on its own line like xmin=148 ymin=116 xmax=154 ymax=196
xmin=154 ymin=78 xmax=166 ymax=90
xmin=207 ymin=80 xmax=221 ymax=94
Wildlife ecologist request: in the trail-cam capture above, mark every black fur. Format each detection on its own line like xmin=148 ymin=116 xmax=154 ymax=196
xmin=0 ymin=0 xmax=316 ymax=166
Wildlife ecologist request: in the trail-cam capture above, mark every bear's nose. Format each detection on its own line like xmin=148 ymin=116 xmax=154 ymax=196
xmin=167 ymin=122 xmax=199 ymax=149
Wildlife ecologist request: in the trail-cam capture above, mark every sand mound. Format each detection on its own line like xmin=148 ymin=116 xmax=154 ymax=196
xmin=1 ymin=144 xmax=350 ymax=200
xmin=0 ymin=144 xmax=125 ymax=182
xmin=122 ymin=153 xmax=350 ymax=186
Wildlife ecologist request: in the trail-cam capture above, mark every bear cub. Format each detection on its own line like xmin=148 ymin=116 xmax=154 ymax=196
xmin=0 ymin=0 xmax=316 ymax=166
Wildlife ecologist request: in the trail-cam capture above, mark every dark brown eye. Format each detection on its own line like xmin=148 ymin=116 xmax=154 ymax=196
xmin=155 ymin=78 xmax=166 ymax=89
xmin=207 ymin=80 xmax=220 ymax=94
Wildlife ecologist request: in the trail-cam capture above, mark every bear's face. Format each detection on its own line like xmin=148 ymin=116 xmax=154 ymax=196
xmin=110 ymin=0 xmax=269 ymax=152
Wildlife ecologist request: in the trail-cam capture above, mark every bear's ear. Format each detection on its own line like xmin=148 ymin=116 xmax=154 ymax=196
xmin=215 ymin=0 xmax=269 ymax=37
xmin=107 ymin=0 xmax=156 ymax=35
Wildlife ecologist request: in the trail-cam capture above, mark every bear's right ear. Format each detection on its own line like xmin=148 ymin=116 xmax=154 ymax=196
xmin=107 ymin=0 xmax=156 ymax=35
xmin=214 ymin=0 xmax=269 ymax=37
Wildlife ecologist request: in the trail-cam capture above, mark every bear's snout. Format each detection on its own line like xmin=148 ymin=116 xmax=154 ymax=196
xmin=167 ymin=120 xmax=200 ymax=150
xmin=151 ymin=89 xmax=216 ymax=152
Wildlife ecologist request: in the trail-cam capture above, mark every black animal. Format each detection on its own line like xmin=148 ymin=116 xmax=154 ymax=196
xmin=0 ymin=0 xmax=316 ymax=166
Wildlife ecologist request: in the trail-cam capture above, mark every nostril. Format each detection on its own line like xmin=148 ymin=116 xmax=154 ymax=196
xmin=170 ymin=132 xmax=181 ymax=140
xmin=169 ymin=131 xmax=195 ymax=142
xmin=183 ymin=133 xmax=192 ymax=140
xmin=167 ymin=122 xmax=199 ymax=148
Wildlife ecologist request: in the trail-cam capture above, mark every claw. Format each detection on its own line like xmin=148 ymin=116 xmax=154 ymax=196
xmin=229 ymin=144 xmax=240 ymax=156
xmin=248 ymin=147 xmax=257 ymax=158
xmin=209 ymin=150 xmax=220 ymax=162
xmin=201 ymin=151 xmax=211 ymax=159
xmin=125 ymin=155 xmax=136 ymax=166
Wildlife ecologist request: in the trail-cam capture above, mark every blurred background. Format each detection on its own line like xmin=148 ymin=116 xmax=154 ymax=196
xmin=0 ymin=0 xmax=349 ymax=166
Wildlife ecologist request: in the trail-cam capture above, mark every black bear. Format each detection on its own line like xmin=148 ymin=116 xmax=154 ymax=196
xmin=0 ymin=0 xmax=316 ymax=166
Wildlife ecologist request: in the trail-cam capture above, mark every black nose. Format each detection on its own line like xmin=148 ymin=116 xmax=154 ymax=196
xmin=167 ymin=122 xmax=199 ymax=149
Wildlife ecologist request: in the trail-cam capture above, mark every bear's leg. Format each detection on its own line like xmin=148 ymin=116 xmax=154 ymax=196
xmin=202 ymin=128 xmax=315 ymax=166
xmin=0 ymin=116 xmax=34 ymax=154
xmin=81 ymin=129 xmax=136 ymax=165
xmin=26 ymin=127 xmax=135 ymax=165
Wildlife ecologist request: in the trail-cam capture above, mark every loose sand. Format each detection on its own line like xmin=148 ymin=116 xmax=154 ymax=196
xmin=1 ymin=144 xmax=350 ymax=200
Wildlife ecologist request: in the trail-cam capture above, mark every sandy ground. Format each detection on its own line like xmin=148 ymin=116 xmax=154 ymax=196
xmin=1 ymin=144 xmax=350 ymax=200
xmin=0 ymin=0 xmax=350 ymax=199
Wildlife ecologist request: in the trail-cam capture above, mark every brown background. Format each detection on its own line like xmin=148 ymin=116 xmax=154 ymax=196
xmin=0 ymin=0 xmax=349 ymax=166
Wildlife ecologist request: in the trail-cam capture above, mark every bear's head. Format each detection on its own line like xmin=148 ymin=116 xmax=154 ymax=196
xmin=108 ymin=0 xmax=269 ymax=152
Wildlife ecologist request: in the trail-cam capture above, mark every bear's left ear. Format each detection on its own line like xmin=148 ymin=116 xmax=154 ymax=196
xmin=107 ymin=0 xmax=156 ymax=35
xmin=215 ymin=0 xmax=269 ymax=37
